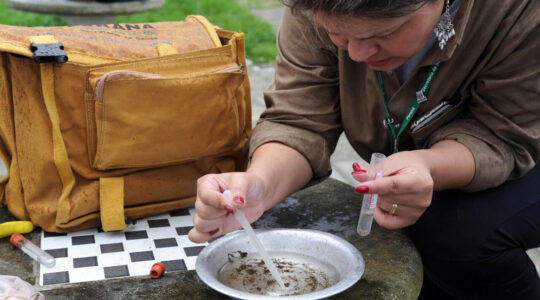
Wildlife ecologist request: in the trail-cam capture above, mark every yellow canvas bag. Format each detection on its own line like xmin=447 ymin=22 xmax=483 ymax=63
xmin=0 ymin=16 xmax=251 ymax=232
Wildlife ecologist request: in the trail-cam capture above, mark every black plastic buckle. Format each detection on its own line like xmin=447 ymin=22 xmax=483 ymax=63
xmin=30 ymin=42 xmax=68 ymax=64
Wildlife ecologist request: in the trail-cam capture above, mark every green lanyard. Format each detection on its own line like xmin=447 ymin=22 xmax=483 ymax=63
xmin=376 ymin=62 xmax=440 ymax=153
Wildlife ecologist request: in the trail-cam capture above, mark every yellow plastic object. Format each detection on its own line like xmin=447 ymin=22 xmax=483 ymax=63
xmin=0 ymin=221 xmax=34 ymax=238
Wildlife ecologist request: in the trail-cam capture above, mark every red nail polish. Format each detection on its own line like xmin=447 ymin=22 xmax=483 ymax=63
xmin=224 ymin=205 xmax=235 ymax=214
xmin=355 ymin=185 xmax=369 ymax=193
xmin=209 ymin=229 xmax=219 ymax=236
xmin=352 ymin=170 xmax=367 ymax=175
xmin=352 ymin=162 xmax=362 ymax=172
xmin=233 ymin=196 xmax=245 ymax=205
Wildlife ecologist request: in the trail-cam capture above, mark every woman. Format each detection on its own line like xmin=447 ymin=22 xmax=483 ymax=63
xmin=189 ymin=0 xmax=540 ymax=298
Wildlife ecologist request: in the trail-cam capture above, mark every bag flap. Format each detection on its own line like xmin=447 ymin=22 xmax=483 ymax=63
xmin=0 ymin=15 xmax=223 ymax=65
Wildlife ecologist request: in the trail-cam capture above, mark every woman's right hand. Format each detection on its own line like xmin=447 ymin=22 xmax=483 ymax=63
xmin=188 ymin=172 xmax=265 ymax=243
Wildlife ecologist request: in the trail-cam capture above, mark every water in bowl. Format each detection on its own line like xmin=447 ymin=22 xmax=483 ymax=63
xmin=218 ymin=250 xmax=340 ymax=296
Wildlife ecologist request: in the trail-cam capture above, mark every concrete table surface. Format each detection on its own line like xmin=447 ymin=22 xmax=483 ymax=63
xmin=0 ymin=178 xmax=422 ymax=299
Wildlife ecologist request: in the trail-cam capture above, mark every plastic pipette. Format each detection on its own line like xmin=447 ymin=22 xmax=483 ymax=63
xmin=10 ymin=233 xmax=55 ymax=268
xmin=223 ymin=190 xmax=286 ymax=290
xmin=357 ymin=153 xmax=386 ymax=236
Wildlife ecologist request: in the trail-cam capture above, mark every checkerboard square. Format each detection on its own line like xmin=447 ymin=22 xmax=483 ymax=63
xmin=69 ymin=266 xmax=103 ymax=283
xmin=123 ymin=238 xmax=150 ymax=253
xmin=43 ymin=271 xmax=69 ymax=285
xmin=162 ymin=259 xmax=187 ymax=272
xmin=147 ymin=226 xmax=177 ymax=240
xmin=94 ymin=231 xmax=125 ymax=245
xmin=125 ymin=230 xmax=148 ymax=240
xmin=99 ymin=252 xmax=131 ymax=267
xmin=127 ymin=261 xmax=154 ymax=277
xmin=40 ymin=257 xmax=71 ymax=275
xmin=71 ymin=235 xmax=95 ymax=245
xmin=177 ymin=235 xmax=204 ymax=248
xmin=169 ymin=216 xmax=195 ymax=228
xmin=148 ymin=219 xmax=170 ymax=228
xmin=154 ymin=238 xmax=178 ymax=248
xmin=104 ymin=265 xmax=129 ymax=278
xmin=130 ymin=251 xmax=154 ymax=262
xmin=184 ymin=256 xmax=197 ymax=270
xmin=69 ymin=244 xmax=100 ymax=258
xmin=46 ymin=248 xmax=68 ymax=258
xmin=153 ymin=246 xmax=186 ymax=262
xmin=44 ymin=232 xmax=67 ymax=238
xmin=176 ymin=226 xmax=191 ymax=235
xmin=184 ymin=246 xmax=205 ymax=257
xmin=100 ymin=243 xmax=124 ymax=254
xmin=73 ymin=256 xmax=98 ymax=268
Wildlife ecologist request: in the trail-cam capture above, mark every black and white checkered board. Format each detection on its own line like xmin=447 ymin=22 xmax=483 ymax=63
xmin=39 ymin=208 xmax=207 ymax=286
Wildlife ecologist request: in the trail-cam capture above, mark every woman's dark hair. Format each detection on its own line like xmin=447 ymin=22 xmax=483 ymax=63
xmin=281 ymin=0 xmax=438 ymax=18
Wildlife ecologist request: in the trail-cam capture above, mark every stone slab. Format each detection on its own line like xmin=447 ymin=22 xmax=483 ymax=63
xmin=0 ymin=178 xmax=422 ymax=299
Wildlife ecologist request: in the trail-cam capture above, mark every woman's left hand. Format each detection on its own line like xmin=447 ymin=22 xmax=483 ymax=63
xmin=352 ymin=150 xmax=434 ymax=229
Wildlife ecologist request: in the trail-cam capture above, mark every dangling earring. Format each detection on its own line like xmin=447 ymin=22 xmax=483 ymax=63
xmin=434 ymin=0 xmax=455 ymax=50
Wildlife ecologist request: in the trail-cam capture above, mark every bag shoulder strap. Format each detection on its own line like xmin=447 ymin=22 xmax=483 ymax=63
xmin=36 ymin=36 xmax=127 ymax=231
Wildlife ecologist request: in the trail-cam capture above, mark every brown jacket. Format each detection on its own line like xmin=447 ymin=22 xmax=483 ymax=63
xmin=249 ymin=0 xmax=540 ymax=191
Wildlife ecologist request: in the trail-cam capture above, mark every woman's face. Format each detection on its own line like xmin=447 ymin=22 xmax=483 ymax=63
xmin=314 ymin=0 xmax=444 ymax=71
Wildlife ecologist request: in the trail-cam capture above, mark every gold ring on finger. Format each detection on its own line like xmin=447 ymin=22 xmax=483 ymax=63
xmin=390 ymin=203 xmax=398 ymax=215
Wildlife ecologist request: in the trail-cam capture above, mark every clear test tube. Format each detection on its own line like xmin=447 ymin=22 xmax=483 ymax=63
xmin=10 ymin=233 xmax=56 ymax=268
xmin=357 ymin=153 xmax=386 ymax=237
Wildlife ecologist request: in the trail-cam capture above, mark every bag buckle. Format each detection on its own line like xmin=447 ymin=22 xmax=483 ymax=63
xmin=30 ymin=43 xmax=68 ymax=64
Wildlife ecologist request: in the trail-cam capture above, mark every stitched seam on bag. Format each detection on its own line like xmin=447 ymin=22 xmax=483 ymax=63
xmin=87 ymin=46 xmax=233 ymax=73
xmin=96 ymin=71 xmax=165 ymax=103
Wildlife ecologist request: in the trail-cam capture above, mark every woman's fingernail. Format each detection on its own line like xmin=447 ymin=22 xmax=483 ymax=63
xmin=352 ymin=162 xmax=362 ymax=172
xmin=233 ymin=196 xmax=245 ymax=205
xmin=351 ymin=170 xmax=367 ymax=175
xmin=355 ymin=185 xmax=369 ymax=193
xmin=224 ymin=205 xmax=235 ymax=214
xmin=208 ymin=229 xmax=219 ymax=236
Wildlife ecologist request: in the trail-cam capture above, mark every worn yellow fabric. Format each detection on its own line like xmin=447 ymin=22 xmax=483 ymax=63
xmin=156 ymin=43 xmax=178 ymax=56
xmin=0 ymin=54 xmax=25 ymax=220
xmin=99 ymin=177 xmax=127 ymax=231
xmin=40 ymin=63 xmax=76 ymax=226
xmin=33 ymin=33 xmax=78 ymax=227
xmin=187 ymin=15 xmax=222 ymax=47
xmin=0 ymin=16 xmax=251 ymax=232
xmin=29 ymin=36 xmax=60 ymax=45
xmin=0 ymin=16 xmax=220 ymax=65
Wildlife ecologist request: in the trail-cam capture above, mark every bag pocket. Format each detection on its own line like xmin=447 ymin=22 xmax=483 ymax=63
xmin=92 ymin=64 xmax=245 ymax=170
